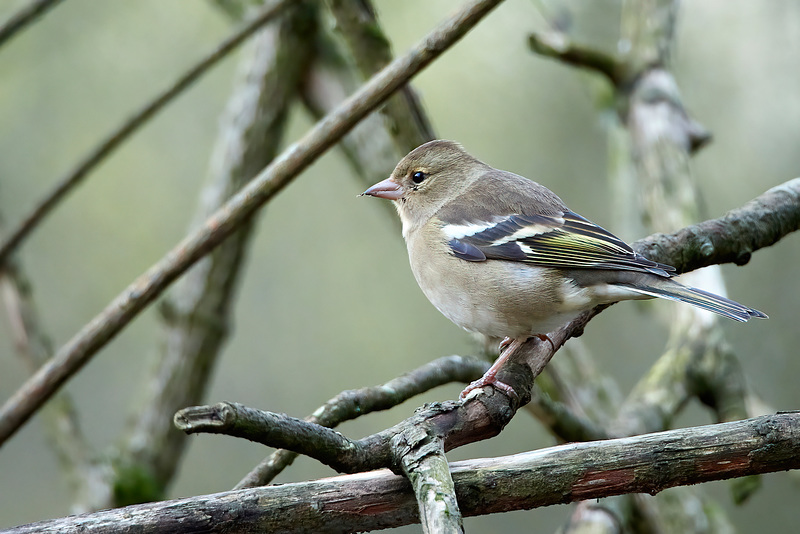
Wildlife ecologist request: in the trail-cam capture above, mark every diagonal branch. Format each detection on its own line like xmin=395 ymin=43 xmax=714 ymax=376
xmin=0 ymin=0 xmax=507 ymax=448
xmin=325 ymin=0 xmax=435 ymax=152
xmin=0 ymin=0 xmax=63 ymax=49
xmin=0 ymin=0 xmax=291 ymax=267
xmin=116 ymin=2 xmax=317 ymax=501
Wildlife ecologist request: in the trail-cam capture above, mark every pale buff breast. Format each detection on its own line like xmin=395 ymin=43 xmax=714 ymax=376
xmin=405 ymin=225 xmax=598 ymax=338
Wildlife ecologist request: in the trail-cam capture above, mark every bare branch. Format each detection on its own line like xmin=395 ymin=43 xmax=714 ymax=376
xmin=527 ymin=31 xmax=622 ymax=84
xmin=0 ymin=0 xmax=507 ymax=448
xmin=235 ymin=354 xmax=487 ymax=489
xmin=116 ymin=2 xmax=317 ymax=498
xmin=633 ymin=178 xmax=800 ymax=272
xmin=176 ymin=402 xmax=391 ymax=472
xmin=396 ymin=425 xmax=463 ymax=533
xmin=0 ymin=0 xmax=63 ymax=49
xmin=6 ymin=413 xmax=799 ymax=533
xmin=0 ymin=229 xmax=108 ymax=511
xmin=301 ymin=37 xmax=405 ymax=190
xmin=326 ymin=0 xmax=435 ymax=151
xmin=0 ymin=0 xmax=291 ymax=266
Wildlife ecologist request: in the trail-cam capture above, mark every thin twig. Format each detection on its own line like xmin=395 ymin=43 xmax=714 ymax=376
xmin=0 ymin=0 xmax=291 ymax=267
xmin=0 ymin=0 xmax=506 ymax=448
xmin=528 ymin=31 xmax=622 ymax=84
xmin=0 ymin=0 xmax=63 ymax=49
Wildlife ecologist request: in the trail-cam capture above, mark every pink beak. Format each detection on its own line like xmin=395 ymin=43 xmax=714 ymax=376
xmin=362 ymin=177 xmax=403 ymax=200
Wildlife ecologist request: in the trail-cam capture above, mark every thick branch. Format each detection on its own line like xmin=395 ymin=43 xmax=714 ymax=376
xmin=395 ymin=425 xmax=463 ymax=533
xmin=0 ymin=0 xmax=506 ymax=448
xmin=326 ymin=0 xmax=435 ymax=152
xmin=6 ymin=413 xmax=799 ymax=533
xmin=118 ymin=2 xmax=316 ymax=499
xmin=632 ymin=178 xmax=800 ymax=271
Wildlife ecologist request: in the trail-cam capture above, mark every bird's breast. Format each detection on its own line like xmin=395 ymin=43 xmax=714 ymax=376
xmin=405 ymin=227 xmax=590 ymax=338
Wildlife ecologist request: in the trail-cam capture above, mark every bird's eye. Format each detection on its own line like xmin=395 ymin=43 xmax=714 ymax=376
xmin=411 ymin=171 xmax=427 ymax=184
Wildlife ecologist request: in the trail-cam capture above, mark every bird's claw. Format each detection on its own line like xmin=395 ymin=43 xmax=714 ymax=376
xmin=460 ymin=375 xmax=518 ymax=400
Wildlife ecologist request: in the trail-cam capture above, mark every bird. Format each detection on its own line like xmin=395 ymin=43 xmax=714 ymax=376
xmin=361 ymin=139 xmax=766 ymax=399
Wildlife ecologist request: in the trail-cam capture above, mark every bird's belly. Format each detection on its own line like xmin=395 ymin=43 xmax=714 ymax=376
xmin=412 ymin=254 xmax=590 ymax=338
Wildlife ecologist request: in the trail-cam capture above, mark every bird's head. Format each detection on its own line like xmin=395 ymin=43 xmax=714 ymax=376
xmin=362 ymin=140 xmax=486 ymax=233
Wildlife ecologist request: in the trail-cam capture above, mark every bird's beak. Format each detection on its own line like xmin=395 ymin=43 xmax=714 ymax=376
xmin=361 ymin=177 xmax=403 ymax=200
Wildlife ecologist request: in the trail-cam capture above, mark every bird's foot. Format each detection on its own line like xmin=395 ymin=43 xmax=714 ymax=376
xmin=460 ymin=372 xmax=518 ymax=400
xmin=461 ymin=336 xmax=526 ymax=400
xmin=461 ymin=335 xmax=554 ymax=400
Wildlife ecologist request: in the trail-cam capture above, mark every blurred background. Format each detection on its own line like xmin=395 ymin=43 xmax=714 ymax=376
xmin=0 ymin=0 xmax=798 ymax=531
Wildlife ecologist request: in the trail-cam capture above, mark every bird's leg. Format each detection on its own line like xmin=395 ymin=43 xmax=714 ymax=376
xmin=460 ymin=337 xmax=526 ymax=400
xmin=498 ymin=336 xmax=514 ymax=352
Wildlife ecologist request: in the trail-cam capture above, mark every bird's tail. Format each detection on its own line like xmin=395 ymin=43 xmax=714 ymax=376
xmin=620 ymin=279 xmax=767 ymax=322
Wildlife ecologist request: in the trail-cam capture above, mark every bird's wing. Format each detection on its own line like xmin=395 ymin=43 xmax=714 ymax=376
xmin=442 ymin=211 xmax=675 ymax=277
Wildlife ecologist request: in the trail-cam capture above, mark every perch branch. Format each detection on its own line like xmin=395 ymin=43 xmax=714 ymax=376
xmin=6 ymin=412 xmax=799 ymax=534
xmin=0 ymin=0 xmax=506 ymax=447
xmin=181 ymin=180 xmax=799 ymax=476
xmin=235 ymin=354 xmax=488 ymax=488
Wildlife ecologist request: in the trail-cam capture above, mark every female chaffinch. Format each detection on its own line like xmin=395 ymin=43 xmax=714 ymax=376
xmin=363 ymin=140 xmax=765 ymax=398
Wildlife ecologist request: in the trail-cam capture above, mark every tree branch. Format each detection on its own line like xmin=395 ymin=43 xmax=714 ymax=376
xmin=0 ymin=0 xmax=506 ymax=448
xmin=178 ymin=181 xmax=799 ymax=481
xmin=0 ymin=0 xmax=63 ymax=49
xmin=6 ymin=413 xmax=798 ymax=533
xmin=396 ymin=425 xmax=463 ymax=533
xmin=527 ymin=31 xmax=622 ymax=85
xmin=0 ymin=0 xmax=291 ymax=267
xmin=326 ymin=0 xmax=435 ymax=152
xmin=234 ymin=354 xmax=487 ymax=489
xmin=0 ymin=257 xmax=109 ymax=512
xmin=114 ymin=2 xmax=317 ymax=503
xmin=633 ymin=178 xmax=800 ymax=271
